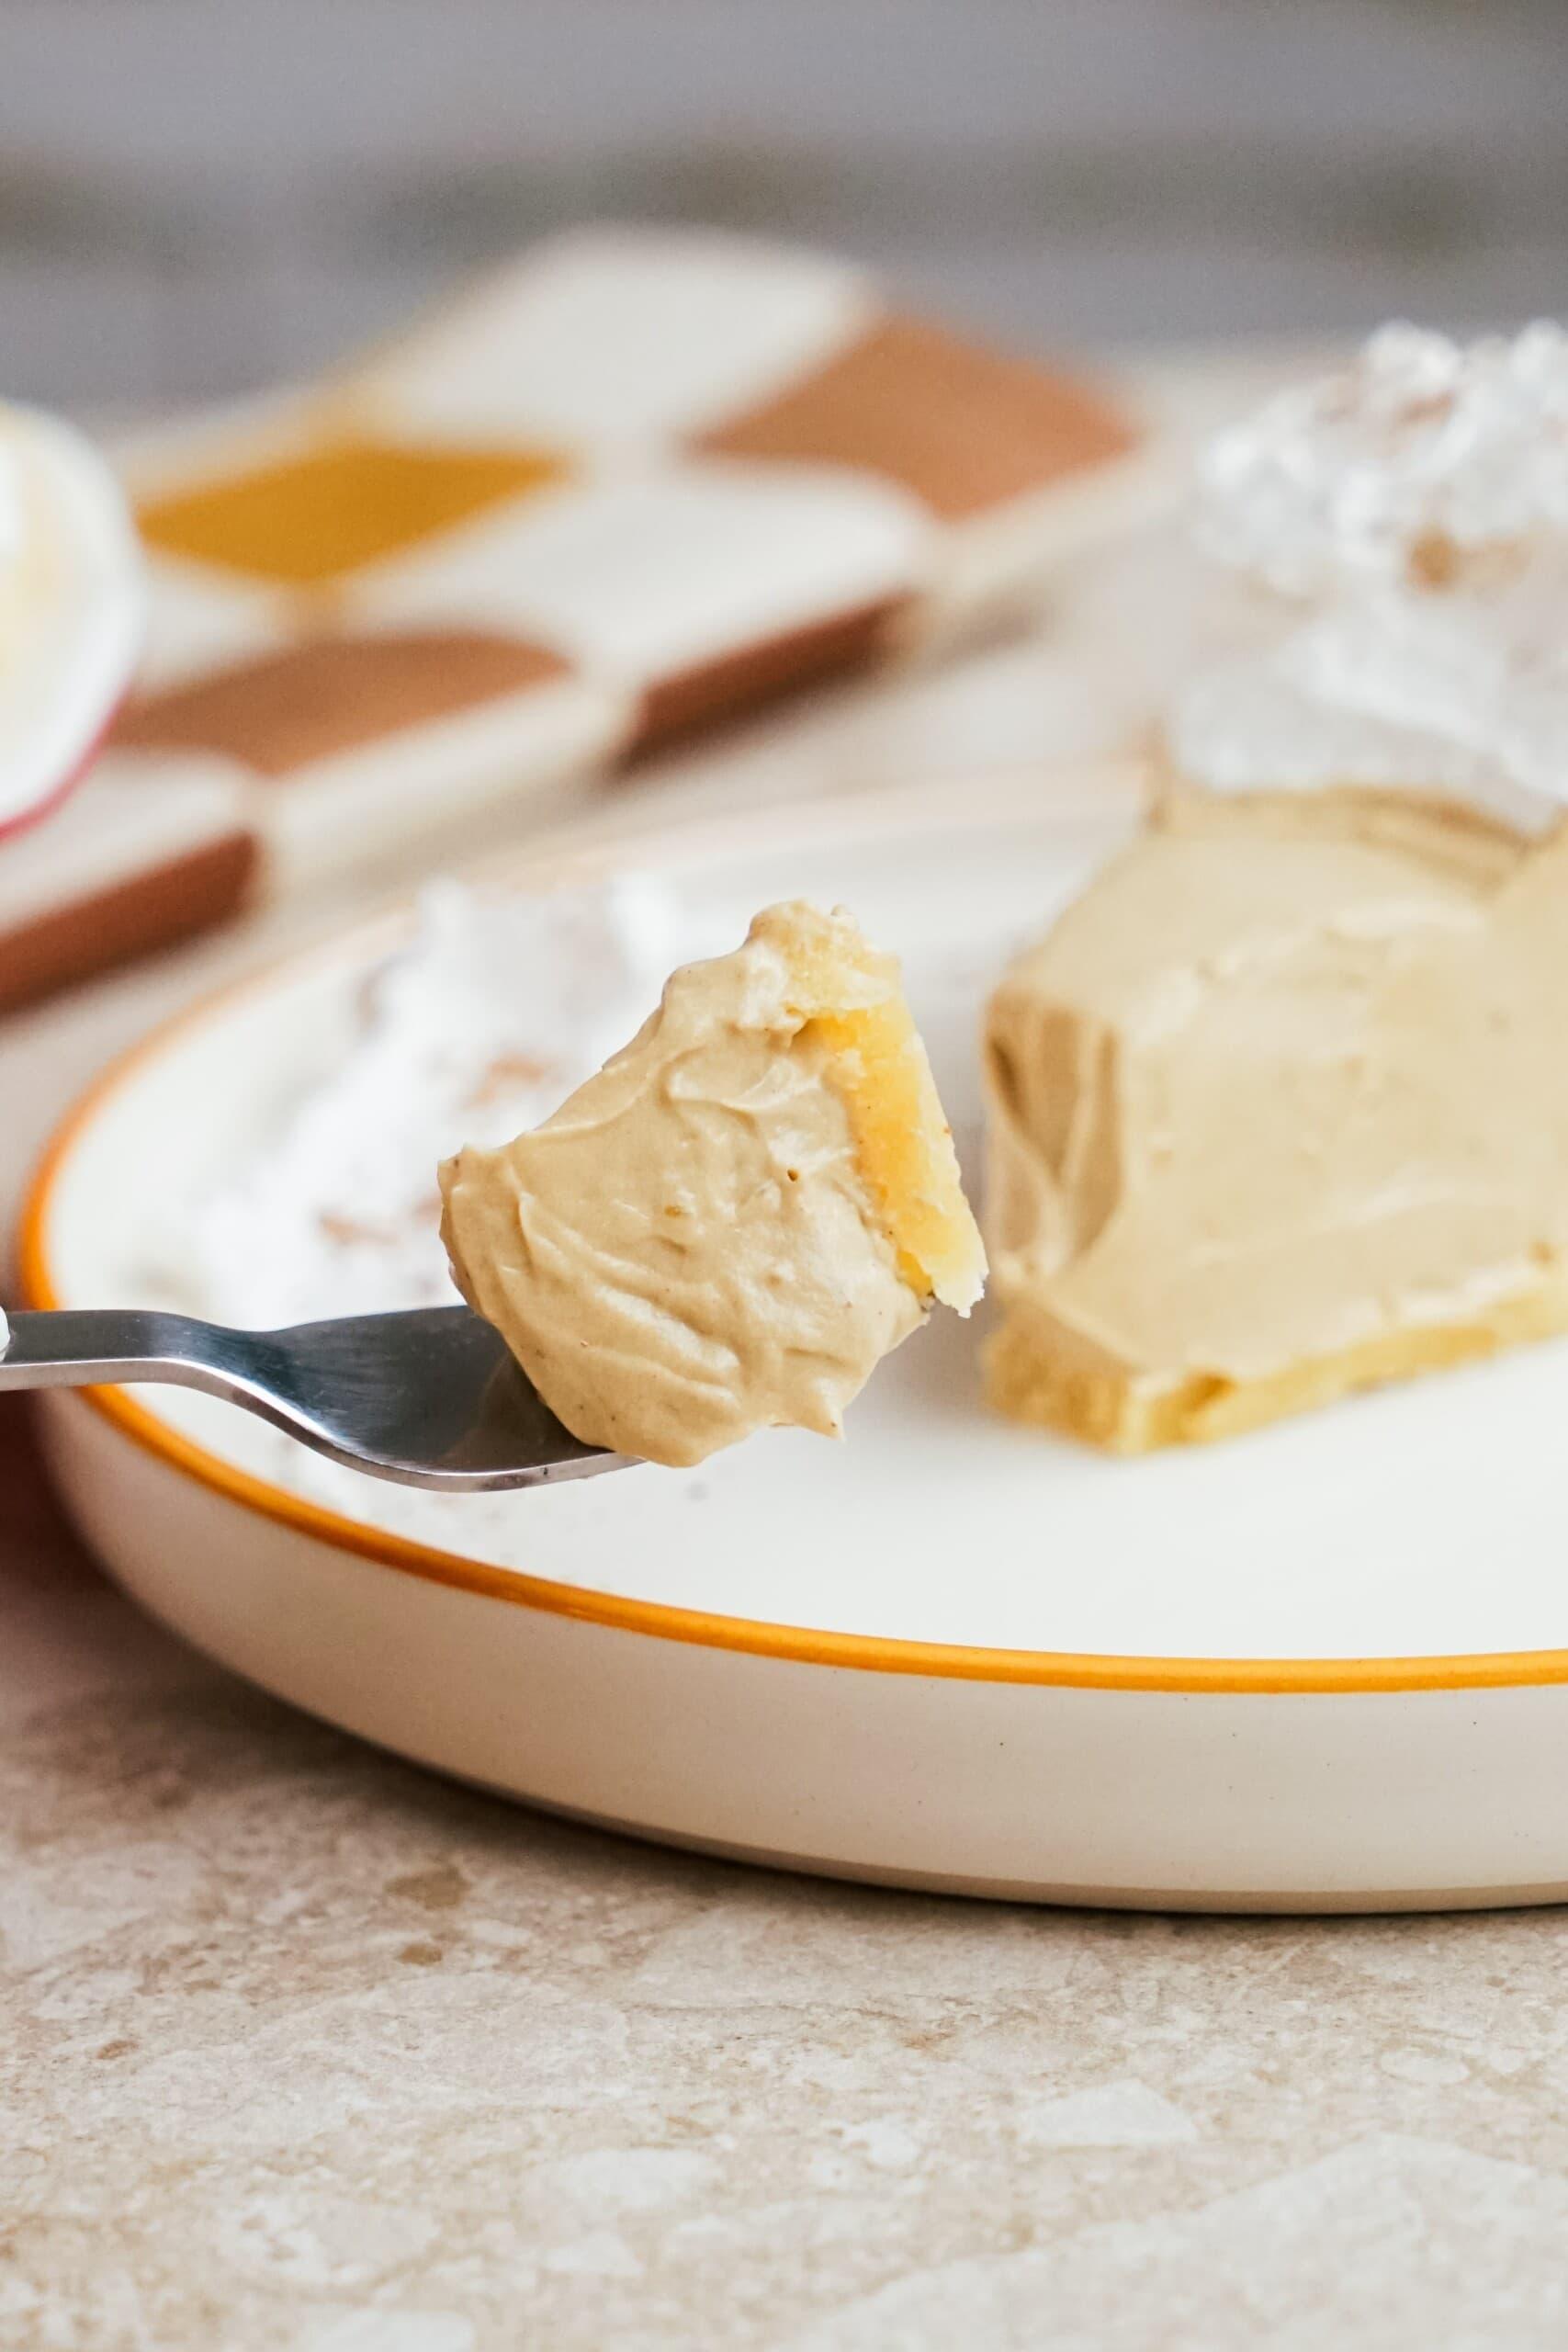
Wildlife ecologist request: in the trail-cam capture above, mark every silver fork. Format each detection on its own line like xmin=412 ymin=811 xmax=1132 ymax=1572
xmin=0 ymin=1306 xmax=630 ymax=1490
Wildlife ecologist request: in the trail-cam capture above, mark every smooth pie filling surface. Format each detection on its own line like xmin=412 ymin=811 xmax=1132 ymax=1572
xmin=983 ymin=787 xmax=1568 ymax=1453
xmin=441 ymin=899 xmax=984 ymax=1467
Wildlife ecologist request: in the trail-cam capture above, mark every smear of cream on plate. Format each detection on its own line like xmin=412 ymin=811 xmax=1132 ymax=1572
xmin=159 ymin=876 xmax=717 ymax=1332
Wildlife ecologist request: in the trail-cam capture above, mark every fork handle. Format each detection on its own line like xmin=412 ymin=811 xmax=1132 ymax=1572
xmin=0 ymin=1308 xmax=233 ymax=1393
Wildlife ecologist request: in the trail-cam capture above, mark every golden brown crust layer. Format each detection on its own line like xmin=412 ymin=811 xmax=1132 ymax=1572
xmin=985 ymin=1272 xmax=1568 ymax=1454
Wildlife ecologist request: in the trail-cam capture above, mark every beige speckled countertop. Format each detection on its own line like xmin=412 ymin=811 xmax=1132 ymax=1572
xmin=9 ymin=1474 xmax=1568 ymax=2351
xmin=8 ymin=354 xmax=1568 ymax=2350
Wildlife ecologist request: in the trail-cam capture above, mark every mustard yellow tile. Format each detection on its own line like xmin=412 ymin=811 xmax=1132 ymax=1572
xmin=138 ymin=435 xmax=568 ymax=585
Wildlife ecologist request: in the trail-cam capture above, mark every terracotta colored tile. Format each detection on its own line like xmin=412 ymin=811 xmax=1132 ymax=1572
xmin=632 ymin=594 xmax=907 ymax=752
xmin=0 ymin=829 xmax=258 ymax=1017
xmin=116 ymin=630 xmax=573 ymax=779
xmin=699 ymin=313 xmax=1138 ymax=521
xmin=138 ymin=436 xmax=567 ymax=584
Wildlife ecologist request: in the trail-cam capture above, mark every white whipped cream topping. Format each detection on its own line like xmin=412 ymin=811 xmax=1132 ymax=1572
xmin=1199 ymin=322 xmax=1568 ymax=597
xmin=1175 ymin=324 xmax=1568 ymax=824
xmin=161 ymin=878 xmax=719 ymax=1330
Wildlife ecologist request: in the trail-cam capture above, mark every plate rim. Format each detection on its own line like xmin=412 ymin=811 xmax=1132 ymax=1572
xmin=22 ymin=763 xmax=1568 ymax=1699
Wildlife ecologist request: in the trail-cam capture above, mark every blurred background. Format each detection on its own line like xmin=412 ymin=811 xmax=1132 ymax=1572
xmin=6 ymin=0 xmax=1568 ymax=418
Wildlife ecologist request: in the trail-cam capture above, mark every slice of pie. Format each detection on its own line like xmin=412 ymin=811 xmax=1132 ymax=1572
xmin=982 ymin=786 xmax=1568 ymax=1453
xmin=441 ymin=899 xmax=985 ymax=1467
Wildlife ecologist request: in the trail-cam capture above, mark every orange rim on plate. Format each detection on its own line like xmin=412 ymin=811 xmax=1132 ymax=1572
xmin=16 ymin=777 xmax=1568 ymax=1698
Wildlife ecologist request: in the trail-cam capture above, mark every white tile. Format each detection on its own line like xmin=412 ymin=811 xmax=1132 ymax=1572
xmin=351 ymin=463 xmax=934 ymax=688
xmin=363 ymin=228 xmax=872 ymax=447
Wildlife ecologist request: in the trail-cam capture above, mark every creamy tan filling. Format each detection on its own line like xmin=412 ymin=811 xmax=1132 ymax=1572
xmin=984 ymin=789 xmax=1568 ymax=1422
xmin=440 ymin=900 xmax=983 ymax=1469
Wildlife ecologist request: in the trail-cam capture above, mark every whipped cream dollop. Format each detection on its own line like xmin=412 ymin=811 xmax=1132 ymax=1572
xmin=161 ymin=878 xmax=722 ymax=1329
xmin=1172 ymin=323 xmax=1568 ymax=828
xmin=1199 ymin=322 xmax=1568 ymax=596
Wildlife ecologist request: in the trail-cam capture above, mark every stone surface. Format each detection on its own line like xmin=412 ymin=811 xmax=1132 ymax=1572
xmin=8 ymin=1482 xmax=1568 ymax=2349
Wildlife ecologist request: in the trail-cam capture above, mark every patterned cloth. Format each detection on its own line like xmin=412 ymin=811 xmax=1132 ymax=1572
xmin=3 ymin=228 xmax=1159 ymax=1008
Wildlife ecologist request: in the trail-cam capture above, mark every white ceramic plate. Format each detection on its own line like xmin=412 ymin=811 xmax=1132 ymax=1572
xmin=24 ymin=771 xmax=1568 ymax=1911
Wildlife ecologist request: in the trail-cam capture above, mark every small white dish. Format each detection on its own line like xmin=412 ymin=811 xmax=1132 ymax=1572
xmin=0 ymin=401 xmax=142 ymax=837
xmin=23 ymin=769 xmax=1568 ymax=1911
